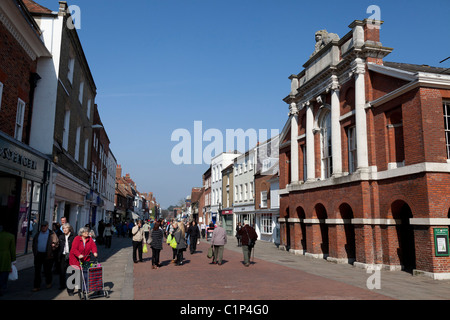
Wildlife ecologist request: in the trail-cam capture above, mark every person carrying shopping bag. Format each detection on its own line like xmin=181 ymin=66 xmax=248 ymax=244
xmin=132 ymin=220 xmax=145 ymax=263
xmin=173 ymin=221 xmax=187 ymax=266
xmin=210 ymin=221 xmax=227 ymax=265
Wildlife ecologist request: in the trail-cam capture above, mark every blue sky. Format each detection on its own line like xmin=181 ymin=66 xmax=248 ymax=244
xmin=37 ymin=0 xmax=450 ymax=208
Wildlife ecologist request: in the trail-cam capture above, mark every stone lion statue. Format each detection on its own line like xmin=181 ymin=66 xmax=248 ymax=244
xmin=310 ymin=29 xmax=340 ymax=58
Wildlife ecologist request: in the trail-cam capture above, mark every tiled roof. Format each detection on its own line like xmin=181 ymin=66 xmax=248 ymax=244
xmin=384 ymin=61 xmax=450 ymax=75
xmin=22 ymin=0 xmax=53 ymax=14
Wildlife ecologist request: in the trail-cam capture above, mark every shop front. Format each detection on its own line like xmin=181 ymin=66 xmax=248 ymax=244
xmin=220 ymin=209 xmax=234 ymax=236
xmin=0 ymin=132 xmax=50 ymax=260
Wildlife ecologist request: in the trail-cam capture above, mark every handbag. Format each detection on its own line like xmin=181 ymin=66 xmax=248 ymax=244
xmin=207 ymin=246 xmax=214 ymax=259
xmin=8 ymin=262 xmax=18 ymax=281
xmin=143 ymin=243 xmax=148 ymax=253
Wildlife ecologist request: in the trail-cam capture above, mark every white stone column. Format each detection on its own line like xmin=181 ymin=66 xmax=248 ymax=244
xmin=331 ymin=80 xmax=342 ymax=177
xmin=306 ymin=102 xmax=315 ymax=181
xmin=290 ymin=102 xmax=299 ymax=183
xmin=354 ymin=58 xmax=369 ymax=170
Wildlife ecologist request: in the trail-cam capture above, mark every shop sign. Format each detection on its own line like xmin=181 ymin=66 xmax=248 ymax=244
xmin=0 ymin=146 xmax=38 ymax=170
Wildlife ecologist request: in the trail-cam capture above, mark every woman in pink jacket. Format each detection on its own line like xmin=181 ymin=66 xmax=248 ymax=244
xmin=69 ymin=227 xmax=98 ymax=267
xmin=69 ymin=227 xmax=98 ymax=293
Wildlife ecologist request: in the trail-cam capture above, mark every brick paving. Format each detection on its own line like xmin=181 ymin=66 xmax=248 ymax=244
xmin=133 ymin=239 xmax=391 ymax=300
xmin=4 ymin=235 xmax=450 ymax=302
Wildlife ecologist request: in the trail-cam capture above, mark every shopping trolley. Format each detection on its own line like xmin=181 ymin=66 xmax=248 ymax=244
xmin=78 ymin=259 xmax=109 ymax=300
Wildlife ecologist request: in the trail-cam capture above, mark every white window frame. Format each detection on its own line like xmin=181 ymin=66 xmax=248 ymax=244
xmin=62 ymin=110 xmax=70 ymax=150
xmin=87 ymin=99 xmax=91 ymax=119
xmin=260 ymin=213 xmax=273 ymax=234
xmin=444 ymin=101 xmax=450 ymax=160
xmin=320 ymin=110 xmax=332 ymax=179
xmin=68 ymin=57 xmax=75 ymax=84
xmin=348 ymin=126 xmax=357 ymax=174
xmin=14 ymin=98 xmax=26 ymax=141
xmin=78 ymin=81 xmax=84 ymax=104
xmin=302 ymin=145 xmax=307 ymax=181
xmin=260 ymin=191 xmax=268 ymax=208
xmin=83 ymin=138 xmax=89 ymax=168
xmin=74 ymin=126 xmax=81 ymax=161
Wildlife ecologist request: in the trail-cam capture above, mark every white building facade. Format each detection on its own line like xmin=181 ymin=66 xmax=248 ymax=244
xmin=210 ymin=152 xmax=240 ymax=225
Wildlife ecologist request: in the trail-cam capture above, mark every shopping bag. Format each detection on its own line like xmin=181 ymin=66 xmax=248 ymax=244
xmin=8 ymin=262 xmax=18 ymax=281
xmin=170 ymin=236 xmax=177 ymax=249
xmin=207 ymin=246 xmax=214 ymax=259
xmin=143 ymin=243 xmax=148 ymax=253
xmin=166 ymin=234 xmax=173 ymax=244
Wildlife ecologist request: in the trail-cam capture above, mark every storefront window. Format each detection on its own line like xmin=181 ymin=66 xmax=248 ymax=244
xmin=16 ymin=179 xmax=41 ymax=255
xmin=260 ymin=214 xmax=273 ymax=234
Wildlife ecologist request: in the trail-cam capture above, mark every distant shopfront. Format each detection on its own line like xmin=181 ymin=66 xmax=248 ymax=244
xmin=0 ymin=132 xmax=50 ymax=257
xmin=220 ymin=209 xmax=233 ymax=236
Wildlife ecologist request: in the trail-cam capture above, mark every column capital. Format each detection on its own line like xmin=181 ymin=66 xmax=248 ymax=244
xmin=289 ymin=102 xmax=299 ymax=116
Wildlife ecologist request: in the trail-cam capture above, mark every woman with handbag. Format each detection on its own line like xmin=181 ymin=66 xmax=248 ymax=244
xmin=150 ymin=221 xmax=164 ymax=269
xmin=173 ymin=221 xmax=187 ymax=266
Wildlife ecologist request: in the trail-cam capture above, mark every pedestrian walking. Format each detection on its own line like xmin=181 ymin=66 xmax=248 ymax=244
xmin=150 ymin=221 xmax=164 ymax=269
xmin=32 ymin=221 xmax=59 ymax=291
xmin=173 ymin=221 xmax=187 ymax=266
xmin=103 ymin=223 xmax=114 ymax=249
xmin=201 ymin=222 xmax=206 ymax=239
xmin=57 ymin=223 xmax=74 ymax=293
xmin=235 ymin=222 xmax=242 ymax=247
xmin=69 ymin=227 xmax=98 ymax=293
xmin=187 ymin=221 xmax=201 ymax=254
xmin=132 ymin=220 xmax=145 ymax=263
xmin=237 ymin=220 xmax=257 ymax=267
xmin=142 ymin=220 xmax=151 ymax=244
xmin=0 ymin=223 xmax=16 ymax=296
xmin=210 ymin=221 xmax=227 ymax=265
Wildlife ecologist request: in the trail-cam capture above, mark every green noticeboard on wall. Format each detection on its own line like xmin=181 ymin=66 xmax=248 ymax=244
xmin=434 ymin=228 xmax=450 ymax=257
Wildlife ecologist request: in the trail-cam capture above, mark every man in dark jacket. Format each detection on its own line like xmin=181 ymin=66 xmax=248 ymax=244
xmin=237 ymin=220 xmax=258 ymax=267
xmin=187 ymin=221 xmax=201 ymax=254
xmin=58 ymin=223 xmax=75 ymax=293
xmin=32 ymin=221 xmax=59 ymax=291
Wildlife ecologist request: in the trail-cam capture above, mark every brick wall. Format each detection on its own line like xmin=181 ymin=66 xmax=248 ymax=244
xmin=0 ymin=21 xmax=36 ymax=143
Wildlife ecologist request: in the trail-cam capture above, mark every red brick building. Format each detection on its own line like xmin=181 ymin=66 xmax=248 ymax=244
xmin=278 ymin=19 xmax=450 ymax=279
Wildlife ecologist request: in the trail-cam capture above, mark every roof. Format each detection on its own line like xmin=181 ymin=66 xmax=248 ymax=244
xmin=384 ymin=61 xmax=450 ymax=75
xmin=22 ymin=0 xmax=53 ymax=14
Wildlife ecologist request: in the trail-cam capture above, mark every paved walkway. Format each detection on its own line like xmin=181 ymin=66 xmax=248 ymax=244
xmin=2 ymin=235 xmax=450 ymax=301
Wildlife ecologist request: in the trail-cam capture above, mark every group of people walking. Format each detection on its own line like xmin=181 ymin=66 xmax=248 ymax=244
xmin=130 ymin=218 xmax=258 ymax=269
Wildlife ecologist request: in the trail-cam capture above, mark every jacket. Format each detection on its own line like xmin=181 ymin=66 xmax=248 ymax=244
xmin=150 ymin=228 xmax=164 ymax=250
xmin=32 ymin=229 xmax=59 ymax=259
xmin=211 ymin=226 xmax=227 ymax=246
xmin=69 ymin=236 xmax=98 ymax=267
xmin=187 ymin=225 xmax=200 ymax=239
xmin=237 ymin=225 xmax=258 ymax=246
xmin=173 ymin=229 xmax=186 ymax=250
xmin=0 ymin=231 xmax=16 ymax=272
xmin=132 ymin=225 xmax=144 ymax=242
xmin=58 ymin=232 xmax=75 ymax=259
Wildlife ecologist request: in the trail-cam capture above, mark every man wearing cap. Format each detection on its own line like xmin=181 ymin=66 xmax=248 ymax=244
xmin=237 ymin=220 xmax=258 ymax=267
xmin=32 ymin=221 xmax=59 ymax=291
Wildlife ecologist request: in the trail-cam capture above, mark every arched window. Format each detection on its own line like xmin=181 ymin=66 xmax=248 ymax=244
xmin=320 ymin=110 xmax=332 ymax=179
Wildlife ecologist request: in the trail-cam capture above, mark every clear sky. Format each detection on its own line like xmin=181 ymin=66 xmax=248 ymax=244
xmin=36 ymin=0 xmax=450 ymax=208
